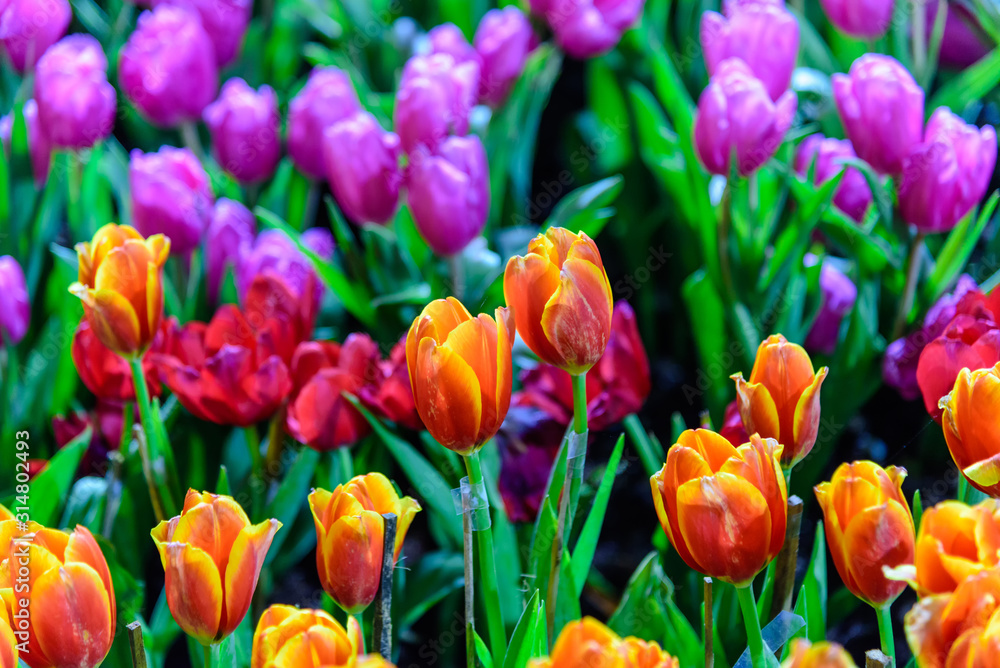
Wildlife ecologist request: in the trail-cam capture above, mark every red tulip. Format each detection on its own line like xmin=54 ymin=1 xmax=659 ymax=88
xmin=917 ymin=314 xmax=1000 ymax=422
xmin=362 ymin=338 xmax=422 ymax=430
xmin=72 ymin=318 xmax=162 ymax=401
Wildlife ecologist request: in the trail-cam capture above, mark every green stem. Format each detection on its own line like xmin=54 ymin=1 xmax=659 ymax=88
xmin=736 ymin=585 xmax=767 ymax=668
xmin=876 ymin=604 xmax=895 ymax=661
xmin=203 ymin=643 xmax=213 ymax=668
xmin=571 ymin=373 xmax=587 ymax=435
xmin=566 ymin=371 xmax=588 ymax=531
xmin=244 ymin=426 xmax=262 ymax=471
xmin=338 ymin=446 xmax=354 ymax=482
xmin=464 ymin=451 xmax=507 ymax=664
xmin=264 ymin=408 xmax=285 ymax=482
xmin=958 ymin=473 xmax=969 ymax=503
xmin=891 ymin=231 xmax=926 ymax=340
xmin=66 ymin=151 xmax=83 ymax=233
xmin=129 ymin=357 xmax=176 ymax=519
xmin=623 ymin=413 xmax=662 ymax=478
xmin=180 ymin=122 xmax=206 ymax=162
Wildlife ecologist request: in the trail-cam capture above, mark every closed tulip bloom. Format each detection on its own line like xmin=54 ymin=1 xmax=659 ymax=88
xmin=130 ymin=147 xmax=214 ymax=255
xmin=930 ymin=2 xmax=992 ymax=69
xmin=428 ymin=23 xmax=479 ymax=66
xmin=72 ymin=319 xmax=162 ymax=400
xmin=118 ymin=6 xmax=218 ymax=127
xmin=393 ymin=53 xmax=479 ymax=153
xmin=504 ymin=227 xmax=613 ymax=375
xmin=151 ymin=490 xmax=281 ymax=644
xmin=323 ymin=111 xmax=402 ymax=225
xmin=782 ymin=639 xmax=857 ymax=668
xmin=913 ymin=500 xmax=1000 ymax=596
xmin=204 ymin=78 xmax=281 ymax=183
xmin=651 ymin=430 xmax=787 ymax=586
xmin=474 ymin=7 xmax=535 ymax=105
xmin=206 ymin=198 xmax=255 ymax=301
xmin=833 ymin=54 xmax=924 ymax=175
xmin=819 ymin=0 xmax=893 ymax=39
xmin=804 ymin=262 xmax=858 ymax=356
xmin=530 ymin=616 xmax=679 ymax=667
xmin=33 ymin=35 xmax=115 ymax=148
xmin=309 ymin=474 xmax=421 ymax=613
xmin=941 ymin=363 xmax=1000 ymax=497
xmin=0 ymin=100 xmax=52 ymax=186
xmin=795 ymin=135 xmax=872 ymax=222
xmin=0 ymin=256 xmax=29 ymax=346
xmin=69 ymin=224 xmax=169 ymax=358
xmin=0 ymin=522 xmax=115 ymax=668
xmin=405 ymin=297 xmax=513 ymax=455
xmin=694 ymin=58 xmax=797 ymax=176
xmin=815 ymin=461 xmax=915 ymax=607
xmin=0 ymin=0 xmax=70 ymax=71
xmin=150 ymin=0 xmax=251 ymax=66
xmin=731 ymin=334 xmax=829 ymax=469
xmin=407 ymin=135 xmax=489 ymax=256
xmin=251 ymin=605 xmax=363 ymax=668
xmin=701 ymin=2 xmax=798 ymax=101
xmin=537 ymin=0 xmax=645 ymax=60
xmin=288 ymin=67 xmax=361 ymax=179
xmin=899 ymin=107 xmax=997 ymax=233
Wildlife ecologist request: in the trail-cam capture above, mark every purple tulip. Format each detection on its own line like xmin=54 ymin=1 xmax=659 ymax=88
xmin=407 ymin=135 xmax=490 ymax=256
xmin=819 ymin=0 xmax=893 ymax=39
xmin=833 ymin=54 xmax=925 ymax=175
xmin=929 ymin=2 xmax=991 ymax=69
xmin=287 ymin=67 xmax=361 ymax=179
xmin=150 ymin=0 xmax=251 ymax=66
xmin=130 ymin=146 xmax=214 ymax=255
xmin=0 ymin=255 xmax=29 ymax=345
xmin=1 ymin=99 xmax=52 ymax=186
xmin=323 ymin=111 xmax=402 ymax=225
xmin=238 ymin=228 xmax=333 ymax=310
xmin=795 ymin=135 xmax=872 ymax=222
xmin=804 ymin=259 xmax=858 ymax=355
xmin=119 ymin=5 xmax=218 ymax=128
xmin=701 ymin=1 xmax=799 ymax=102
xmin=33 ymin=35 xmax=116 ymax=149
xmin=393 ymin=53 xmax=480 ymax=153
xmin=206 ymin=197 xmax=255 ymax=301
xmin=204 ymin=78 xmax=281 ymax=183
xmin=898 ymin=107 xmax=997 ymax=233
xmin=428 ymin=22 xmax=480 ymax=66
xmin=693 ymin=58 xmax=797 ymax=176
xmin=0 ymin=0 xmax=70 ymax=71
xmin=474 ymin=7 xmax=535 ymax=106
xmin=533 ymin=0 xmax=645 ymax=59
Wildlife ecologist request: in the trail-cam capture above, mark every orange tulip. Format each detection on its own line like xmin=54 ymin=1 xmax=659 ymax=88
xmin=310 ymin=473 xmax=421 ymax=614
xmin=913 ymin=500 xmax=1000 ymax=596
xmin=503 ymin=227 xmax=613 ymax=376
xmin=0 ymin=522 xmax=115 ymax=668
xmin=69 ymin=223 xmax=170 ymax=358
xmin=620 ymin=638 xmax=680 ymax=668
xmin=940 ymin=362 xmax=1000 ymax=497
xmin=356 ymin=657 xmax=397 ymax=668
xmin=151 ymin=489 xmax=281 ymax=645
xmin=814 ymin=461 xmax=915 ymax=607
xmin=651 ymin=429 xmax=787 ymax=587
xmin=781 ymin=639 xmax=857 ymax=668
xmin=405 ymin=297 xmax=513 ymax=455
xmin=251 ymin=604 xmax=364 ymax=668
xmin=529 ymin=617 xmax=679 ymax=668
xmin=731 ymin=334 xmax=828 ymax=468
xmin=0 ymin=605 xmax=15 ymax=668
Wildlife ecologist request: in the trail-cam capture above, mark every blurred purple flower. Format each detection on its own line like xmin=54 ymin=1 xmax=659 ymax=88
xmin=150 ymin=0 xmax=252 ymax=66
xmin=130 ymin=146 xmax=214 ymax=255
xmin=0 ymin=255 xmax=29 ymax=345
xmin=238 ymin=228 xmax=334 ymax=312
xmin=474 ymin=6 xmax=536 ymax=106
xmin=393 ymin=52 xmax=480 ymax=153
xmin=206 ymin=197 xmax=255 ymax=301
xmin=795 ymin=134 xmax=872 ymax=222
xmin=930 ymin=2 xmax=992 ymax=69
xmin=323 ymin=110 xmax=402 ymax=225
xmin=427 ymin=22 xmax=480 ymax=66
xmin=819 ymin=0 xmax=893 ymax=39
xmin=287 ymin=66 xmax=361 ymax=179
xmin=531 ymin=0 xmax=645 ymax=59
xmin=496 ymin=405 xmax=565 ymax=523
xmin=1 ymin=99 xmax=51 ymax=186
xmin=0 ymin=0 xmax=70 ymax=71
xmin=204 ymin=78 xmax=281 ymax=183
xmin=804 ymin=260 xmax=857 ymax=355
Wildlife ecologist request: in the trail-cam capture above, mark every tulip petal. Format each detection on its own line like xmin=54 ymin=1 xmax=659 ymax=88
xmin=790 ymin=366 xmax=828 ymax=463
xmin=348 ymin=614 xmax=364 ymax=656
xmin=65 ymin=526 xmax=116 ymax=625
xmin=171 ymin=495 xmax=251 ymax=575
xmin=841 ymin=501 xmax=914 ymax=606
xmin=503 ymin=252 xmax=566 ymax=368
xmin=321 ymin=511 xmax=383 ymax=614
xmin=0 ymin=615 xmax=15 ymax=668
xmin=70 ymin=284 xmax=142 ymax=357
xmin=964 ymin=453 xmax=1000 ymax=491
xmin=732 ymin=374 xmax=782 ymax=445
xmin=406 ymin=297 xmax=471 ymax=389
xmin=413 ymin=336 xmax=483 ymax=453
xmin=223 ymin=519 xmax=281 ymax=638
xmin=32 ymin=563 xmax=113 ymax=668
xmin=494 ymin=306 xmax=514 ymax=439
xmin=163 ymin=542 xmax=223 ymax=643
xmin=540 ymin=257 xmax=612 ymax=375
xmin=273 ymin=626 xmax=356 ymax=667
xmin=675 ymin=429 xmax=739 ymax=472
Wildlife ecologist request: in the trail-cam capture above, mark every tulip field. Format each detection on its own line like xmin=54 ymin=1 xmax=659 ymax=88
xmin=4 ymin=0 xmax=1000 ymax=666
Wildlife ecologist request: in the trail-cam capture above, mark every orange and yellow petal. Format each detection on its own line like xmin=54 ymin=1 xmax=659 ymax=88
xmin=413 ymin=337 xmax=483 ymax=454
xmin=223 ymin=519 xmax=281 ymax=638
xmin=32 ymin=563 xmax=113 ymax=668
xmin=320 ymin=512 xmax=383 ymax=614
xmin=163 ymin=542 xmax=223 ymax=644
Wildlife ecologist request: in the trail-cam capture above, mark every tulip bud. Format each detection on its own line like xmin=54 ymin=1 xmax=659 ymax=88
xmin=804 ymin=260 xmax=857 ymax=356
xmin=150 ymin=0 xmax=251 ymax=66
xmin=0 ymin=0 xmax=71 ymax=72
xmin=819 ymin=0 xmax=893 ymax=39
xmin=899 ymin=107 xmax=997 ymax=233
xmin=694 ymin=58 xmax=797 ymax=176
xmin=69 ymin=224 xmax=169 ymax=358
xmin=930 ymin=2 xmax=992 ymax=70
xmin=407 ymin=135 xmax=490 ymax=256
xmin=833 ymin=54 xmax=925 ymax=175
xmin=130 ymin=146 xmax=214 ymax=255
xmin=427 ymin=22 xmax=479 ymax=66
xmin=537 ymin=0 xmax=645 ymax=60
xmin=323 ymin=111 xmax=403 ymax=225
xmin=815 ymin=461 xmax=915 ymax=607
xmin=795 ymin=135 xmax=872 ymax=222
xmin=206 ymin=198 xmax=255 ymax=301
xmin=701 ymin=2 xmax=798 ymax=102
xmin=251 ymin=604 xmax=364 ymax=668
xmin=912 ymin=499 xmax=1000 ymax=596
xmin=406 ymin=297 xmax=514 ymax=455
xmin=530 ymin=616 xmax=679 ymax=667
xmin=652 ymin=430 xmax=787 ymax=586
xmin=731 ymin=334 xmax=828 ymax=469
xmin=33 ymin=35 xmax=115 ymax=149
xmin=288 ymin=66 xmax=362 ymax=179
xmin=0 ymin=255 xmax=29 ymax=346
xmin=119 ymin=6 xmax=218 ymax=127
xmin=309 ymin=474 xmax=421 ymax=613
xmin=393 ymin=53 xmax=479 ymax=153
xmin=151 ymin=490 xmax=281 ymax=644
xmin=504 ymin=227 xmax=614 ymax=375
xmin=782 ymin=639 xmax=857 ymax=668
xmin=941 ymin=362 xmax=1000 ymax=497
xmin=204 ymin=78 xmax=281 ymax=183
xmin=474 ymin=7 xmax=535 ymax=106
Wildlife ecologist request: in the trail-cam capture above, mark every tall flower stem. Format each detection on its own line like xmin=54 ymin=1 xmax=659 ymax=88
xmin=202 ymin=644 xmax=213 ymax=668
xmin=462 ymin=498 xmax=475 ymax=668
xmin=736 ymin=585 xmax=767 ymax=668
xmin=891 ymin=231 xmax=926 ymax=340
xmin=464 ymin=451 xmax=506 ymax=664
xmin=876 ymin=604 xmax=895 ymax=661
xmin=180 ymin=122 xmax=205 ymax=162
xmin=129 ymin=357 xmax=177 ymax=518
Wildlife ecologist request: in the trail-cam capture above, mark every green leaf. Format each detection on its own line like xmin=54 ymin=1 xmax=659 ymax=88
xmin=681 ymin=269 xmax=730 ymax=419
xmin=925 ymin=191 xmax=999 ymax=303
xmin=553 ymin=548 xmax=581 ymax=640
xmin=930 ymin=47 xmax=1000 ymax=112
xmin=586 ymin=59 xmax=633 ymax=172
xmin=545 ymin=175 xmax=624 ymax=238
xmin=803 ymin=522 xmax=827 ymax=642
xmin=398 ymin=551 xmax=464 ymax=630
xmin=474 ymin=629 xmax=495 ymax=668
xmin=216 ymin=466 xmax=231 ymax=496
xmin=570 ymin=435 xmax=625 ymax=596
xmin=503 ymin=590 xmax=540 ymax=668
xmin=912 ymin=489 xmax=924 ymax=533
xmin=532 ymin=600 xmax=548 ymax=658
xmin=29 ymin=428 xmax=91 ymax=527
xmin=263 ymin=446 xmax=320 ymax=564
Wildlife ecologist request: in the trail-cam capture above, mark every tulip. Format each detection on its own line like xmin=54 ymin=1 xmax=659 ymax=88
xmin=833 ymin=54 xmax=924 ymax=175
xmin=504 ymin=227 xmax=613 ymax=375
xmin=0 ymin=522 xmax=115 ymax=668
xmin=534 ymin=0 xmax=645 ymax=60
xmin=204 ymin=78 xmax=281 ymax=183
xmin=529 ymin=616 xmax=679 ymax=667
xmin=795 ymin=135 xmax=873 ymax=223
xmin=363 ymin=338 xmax=422 ymax=431
xmin=0 ymin=256 xmax=29 ymax=346
xmin=814 ymin=461 xmax=915 ymax=607
xmin=940 ymin=362 xmax=1000 ymax=497
xmin=150 ymin=0 xmax=251 ymax=66
xmin=309 ymin=474 xmax=421 ymax=613
xmin=694 ymin=58 xmax=797 ymax=176
xmin=497 ymin=416 xmax=564 ymax=522
xmin=899 ymin=107 xmax=997 ymax=233
xmin=651 ymin=430 xmax=787 ymax=586
xmin=405 ymin=297 xmax=513 ymax=455
xmin=288 ymin=66 xmax=362 ymax=179
xmin=407 ymin=135 xmax=489 ymax=256
xmin=782 ymin=639 xmax=857 ymax=668
xmin=33 ymin=34 xmax=115 ymax=149
xmin=393 ymin=53 xmax=479 ymax=153
xmin=237 ymin=228 xmax=333 ymax=315
xmin=700 ymin=2 xmax=799 ymax=102
xmin=0 ymin=100 xmax=51 ymax=186
xmin=912 ymin=500 xmax=1000 ymax=596
xmin=323 ymin=111 xmax=403 ymax=225
xmin=719 ymin=399 xmax=749 ymax=447
xmin=474 ymin=7 xmax=535 ymax=106
xmin=930 ymin=2 xmax=992 ymax=69
xmin=118 ymin=5 xmax=218 ymax=127
xmin=130 ymin=146 xmax=214 ymax=255
xmin=0 ymin=0 xmax=70 ymax=72
xmin=69 ymin=224 xmax=169 ymax=358
xmin=206 ymin=197 xmax=255 ymax=301
xmin=804 ymin=261 xmax=858 ymax=356
xmin=918 ymin=315 xmax=1000 ymax=420
xmin=72 ymin=318 xmax=163 ymax=401
xmin=53 ymin=398 xmax=131 ymax=474
xmin=731 ymin=334 xmax=829 ymax=469
xmin=428 ymin=22 xmax=479 ymax=66
xmin=0 ymin=605 xmax=15 ymax=668
xmin=151 ymin=490 xmax=281 ymax=644
xmin=251 ymin=604 xmax=363 ymax=668
xmin=819 ymin=0 xmax=893 ymax=39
